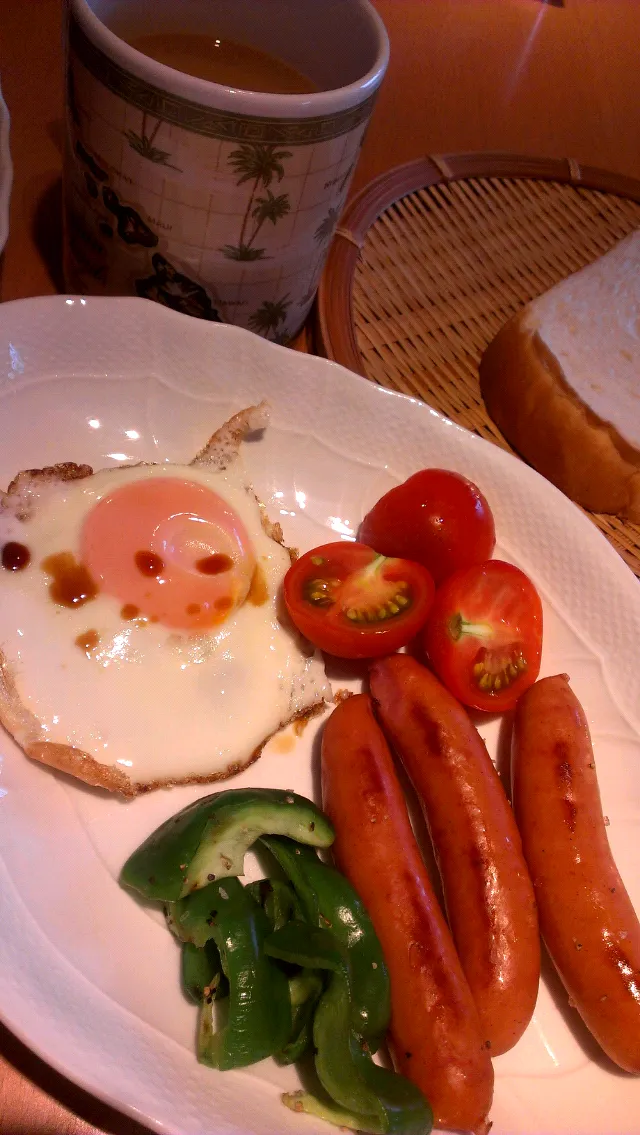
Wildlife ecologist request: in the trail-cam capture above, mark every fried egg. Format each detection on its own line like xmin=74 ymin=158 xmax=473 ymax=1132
xmin=0 ymin=406 xmax=329 ymax=795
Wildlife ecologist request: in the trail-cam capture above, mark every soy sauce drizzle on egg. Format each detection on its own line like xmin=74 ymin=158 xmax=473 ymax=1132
xmin=75 ymin=629 xmax=100 ymax=654
xmin=1 ymin=542 xmax=31 ymax=572
xmin=196 ymin=552 xmax=233 ymax=575
xmin=248 ymin=562 xmax=268 ymax=606
xmin=41 ymin=552 xmax=98 ymax=607
xmin=1 ymin=541 xmax=31 ymax=571
xmin=135 ymin=550 xmax=165 ymax=577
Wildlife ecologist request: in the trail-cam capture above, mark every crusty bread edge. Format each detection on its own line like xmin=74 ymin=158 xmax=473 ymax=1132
xmin=479 ymin=313 xmax=640 ymax=521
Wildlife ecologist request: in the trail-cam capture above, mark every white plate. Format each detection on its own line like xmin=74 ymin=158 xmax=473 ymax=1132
xmin=0 ymin=295 xmax=639 ymax=1135
xmin=0 ymin=79 xmax=11 ymax=255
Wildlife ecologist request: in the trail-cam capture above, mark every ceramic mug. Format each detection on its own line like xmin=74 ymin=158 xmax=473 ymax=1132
xmin=62 ymin=0 xmax=389 ymax=342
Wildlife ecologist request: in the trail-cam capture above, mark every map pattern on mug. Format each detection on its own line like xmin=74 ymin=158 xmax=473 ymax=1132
xmin=64 ymin=15 xmax=377 ymax=342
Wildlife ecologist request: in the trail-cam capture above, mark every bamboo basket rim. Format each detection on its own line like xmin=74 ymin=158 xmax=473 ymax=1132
xmin=317 ymin=151 xmax=640 ymax=373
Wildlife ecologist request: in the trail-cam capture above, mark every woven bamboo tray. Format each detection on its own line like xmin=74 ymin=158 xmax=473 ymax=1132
xmin=316 ymin=153 xmax=640 ymax=579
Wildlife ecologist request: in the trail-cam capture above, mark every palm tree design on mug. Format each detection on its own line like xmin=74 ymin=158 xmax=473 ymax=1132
xmin=314 ymin=206 xmax=339 ymax=245
xmin=297 ymin=206 xmax=342 ymax=307
xmin=221 ymin=143 xmax=292 ymax=261
xmin=248 ymin=295 xmax=291 ymax=340
xmin=124 ymin=112 xmax=182 ymax=171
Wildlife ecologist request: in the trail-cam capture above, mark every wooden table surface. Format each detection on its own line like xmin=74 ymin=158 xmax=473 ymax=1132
xmin=1 ymin=1 xmax=639 ymax=1131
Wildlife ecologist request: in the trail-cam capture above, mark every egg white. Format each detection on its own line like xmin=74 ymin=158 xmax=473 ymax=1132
xmin=0 ymin=461 xmax=329 ymax=790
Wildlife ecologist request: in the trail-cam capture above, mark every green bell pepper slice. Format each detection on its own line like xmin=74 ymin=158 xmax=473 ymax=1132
xmin=120 ymin=788 xmax=334 ymax=901
xmin=246 ymin=877 xmax=304 ymax=931
xmin=181 ymin=940 xmax=228 ymax=1004
xmin=278 ymin=970 xmax=324 ymax=1065
xmin=166 ymin=900 xmax=228 ymax=1000
xmin=267 ymin=922 xmax=432 ymax=1135
xmin=167 ymin=876 xmax=291 ymax=1070
xmin=246 ymin=879 xmax=323 ymax=1064
xmin=283 ymin=1044 xmax=433 ymax=1135
xmin=261 ymin=835 xmax=390 ymax=1048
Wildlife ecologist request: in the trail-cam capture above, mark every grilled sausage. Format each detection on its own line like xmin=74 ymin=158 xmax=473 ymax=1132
xmin=512 ymin=673 xmax=640 ymax=1073
xmin=370 ymin=653 xmax=540 ymax=1055
xmin=321 ymin=692 xmax=494 ymax=1134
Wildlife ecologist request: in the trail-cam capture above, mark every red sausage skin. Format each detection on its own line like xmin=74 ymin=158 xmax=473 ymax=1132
xmin=512 ymin=673 xmax=640 ymax=1073
xmin=370 ymin=653 xmax=540 ymax=1056
xmin=321 ymin=693 xmax=494 ymax=1135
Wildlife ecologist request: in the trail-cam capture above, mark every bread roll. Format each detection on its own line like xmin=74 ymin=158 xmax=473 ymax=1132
xmin=479 ymin=231 xmax=640 ymax=521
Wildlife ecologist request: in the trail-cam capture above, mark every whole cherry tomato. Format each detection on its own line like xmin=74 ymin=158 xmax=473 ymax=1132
xmin=422 ymin=560 xmax=542 ymax=712
xmin=359 ymin=469 xmax=495 ymax=585
xmin=284 ymin=542 xmax=435 ymax=659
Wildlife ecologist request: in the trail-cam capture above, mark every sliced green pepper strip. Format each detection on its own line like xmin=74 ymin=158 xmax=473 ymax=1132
xmin=167 ymin=882 xmax=229 ymax=948
xmin=266 ymin=919 xmax=346 ymax=972
xmin=246 ymin=884 xmax=323 ymax=1064
xmin=283 ymin=1078 xmax=433 ymax=1135
xmin=261 ymin=835 xmax=390 ymax=1048
xmin=267 ymin=923 xmax=432 ymax=1135
xmin=181 ymin=940 xmax=228 ymax=1004
xmin=350 ymin=1041 xmax=433 ymax=1135
xmin=266 ymin=922 xmax=378 ymax=1115
xmin=120 ymin=788 xmax=334 ymax=901
xmin=168 ymin=877 xmax=290 ymax=1070
xmin=246 ymin=877 xmax=304 ymax=931
xmin=283 ymin=1089 xmax=379 ymax=1130
xmin=278 ymin=970 xmax=324 ymax=1065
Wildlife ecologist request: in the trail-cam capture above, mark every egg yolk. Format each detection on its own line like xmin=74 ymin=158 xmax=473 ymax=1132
xmin=80 ymin=478 xmax=257 ymax=631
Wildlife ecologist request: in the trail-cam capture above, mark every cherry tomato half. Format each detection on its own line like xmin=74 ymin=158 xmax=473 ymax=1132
xmin=359 ymin=469 xmax=496 ymax=585
xmin=422 ymin=560 xmax=543 ymax=712
xmin=284 ymin=542 xmax=435 ymax=659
